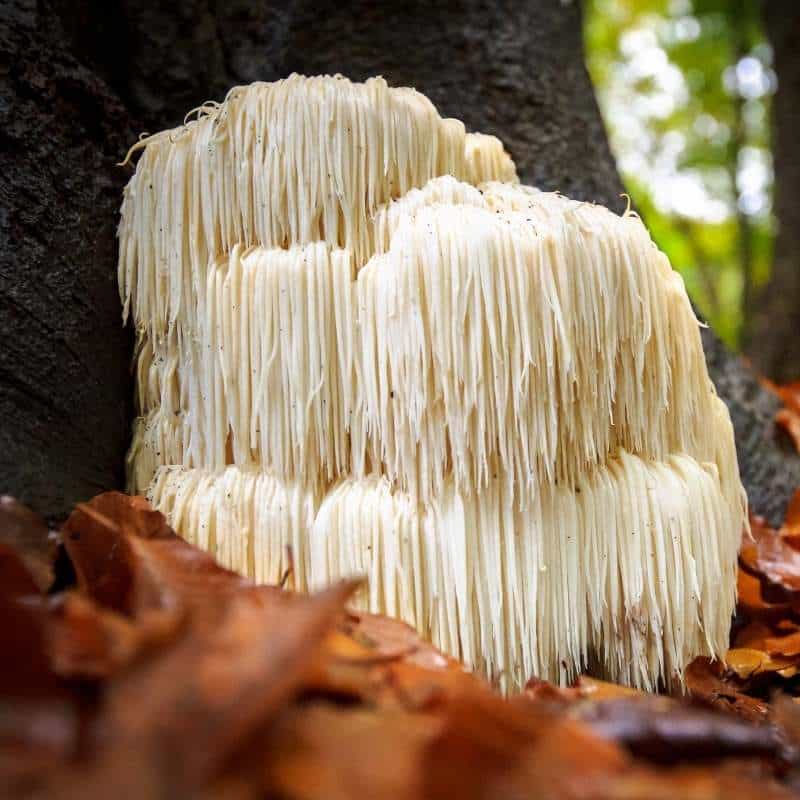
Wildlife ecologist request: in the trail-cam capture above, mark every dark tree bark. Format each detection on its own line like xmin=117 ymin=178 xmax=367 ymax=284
xmin=2 ymin=0 xmax=799 ymax=523
xmin=746 ymin=2 xmax=800 ymax=382
xmin=60 ymin=0 xmax=625 ymax=210
xmin=0 ymin=0 xmax=134 ymax=521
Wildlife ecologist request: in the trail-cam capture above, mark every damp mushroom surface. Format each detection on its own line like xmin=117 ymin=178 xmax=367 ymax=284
xmin=119 ymin=73 xmax=747 ymax=692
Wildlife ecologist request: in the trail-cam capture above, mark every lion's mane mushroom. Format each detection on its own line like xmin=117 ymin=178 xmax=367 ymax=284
xmin=119 ymin=74 xmax=747 ymax=692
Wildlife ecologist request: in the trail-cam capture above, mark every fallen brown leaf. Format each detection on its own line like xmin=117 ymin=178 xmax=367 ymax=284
xmin=726 ymin=648 xmax=798 ymax=680
xmin=685 ymin=657 xmax=771 ymax=721
xmin=3 ymin=491 xmax=800 ymax=799
xmin=741 ymin=512 xmax=800 ymax=597
xmin=776 ymin=408 xmax=800 ymax=454
xmin=573 ymin=695 xmax=794 ymax=766
xmin=0 ymin=496 xmax=57 ymax=592
xmin=737 ymin=569 xmax=793 ymax=623
xmin=770 ymin=382 xmax=800 ymax=455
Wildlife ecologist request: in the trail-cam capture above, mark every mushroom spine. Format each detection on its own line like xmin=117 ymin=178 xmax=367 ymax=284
xmin=119 ymin=73 xmax=746 ymax=691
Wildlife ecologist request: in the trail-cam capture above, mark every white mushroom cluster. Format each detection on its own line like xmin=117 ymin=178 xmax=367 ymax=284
xmin=119 ymin=74 xmax=746 ymax=691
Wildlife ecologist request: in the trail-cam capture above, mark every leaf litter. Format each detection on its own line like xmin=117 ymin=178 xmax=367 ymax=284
xmin=2 ymin=491 xmax=800 ymax=798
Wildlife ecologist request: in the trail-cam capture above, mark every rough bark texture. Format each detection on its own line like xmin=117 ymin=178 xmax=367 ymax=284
xmin=2 ymin=0 xmax=799 ymax=524
xmin=745 ymin=1 xmax=800 ymax=383
xmin=63 ymin=0 xmax=626 ymax=212
xmin=0 ymin=0 xmax=134 ymax=521
xmin=702 ymin=325 xmax=800 ymax=524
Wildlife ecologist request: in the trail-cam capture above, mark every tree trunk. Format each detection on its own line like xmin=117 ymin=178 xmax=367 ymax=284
xmin=2 ymin=0 xmax=799 ymax=523
xmin=0 ymin=0 xmax=134 ymax=522
xmin=745 ymin=1 xmax=800 ymax=382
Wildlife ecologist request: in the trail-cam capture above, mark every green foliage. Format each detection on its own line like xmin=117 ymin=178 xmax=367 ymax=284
xmin=584 ymin=0 xmax=774 ymax=348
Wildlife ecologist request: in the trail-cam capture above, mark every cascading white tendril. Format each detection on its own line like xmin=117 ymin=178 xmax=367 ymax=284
xmin=121 ymin=73 xmax=746 ymax=692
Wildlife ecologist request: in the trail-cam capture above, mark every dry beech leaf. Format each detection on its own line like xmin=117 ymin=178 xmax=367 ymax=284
xmin=572 ymin=696 xmax=794 ymax=766
xmin=0 ymin=496 xmax=57 ymax=592
xmin=88 ymin=581 xmax=357 ymax=794
xmin=740 ymin=514 xmax=800 ymax=596
xmin=776 ymin=408 xmax=800 ymax=454
xmin=571 ymin=676 xmax=645 ymax=700
xmin=523 ymin=676 xmax=644 ymax=705
xmin=46 ymin=592 xmax=181 ymax=679
xmin=3 ymin=491 xmax=800 ymax=799
xmin=765 ymin=631 xmax=800 ymax=658
xmin=737 ymin=569 xmax=793 ymax=622
xmin=784 ymin=490 xmax=800 ymax=532
xmin=772 ymin=381 xmax=800 ymax=415
xmin=685 ymin=657 xmax=771 ymax=721
xmin=725 ymin=648 xmax=797 ymax=680
xmin=781 ymin=492 xmax=800 ymax=556
xmin=768 ymin=381 xmax=800 ymax=454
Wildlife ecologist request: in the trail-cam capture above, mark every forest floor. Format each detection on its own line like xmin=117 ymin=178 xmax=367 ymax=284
xmin=3 ymin=388 xmax=800 ymax=798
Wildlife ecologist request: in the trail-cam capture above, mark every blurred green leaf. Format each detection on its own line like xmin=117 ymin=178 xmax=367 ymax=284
xmin=584 ymin=0 xmax=774 ymax=348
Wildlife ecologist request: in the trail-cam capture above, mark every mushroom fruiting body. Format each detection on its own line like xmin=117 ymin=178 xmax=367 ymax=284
xmin=119 ymin=74 xmax=746 ymax=691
